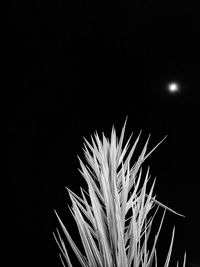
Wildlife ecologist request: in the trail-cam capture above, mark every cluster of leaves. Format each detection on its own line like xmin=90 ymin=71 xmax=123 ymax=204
xmin=54 ymin=121 xmax=186 ymax=267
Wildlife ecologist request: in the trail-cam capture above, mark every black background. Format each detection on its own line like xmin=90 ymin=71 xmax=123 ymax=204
xmin=4 ymin=0 xmax=200 ymax=266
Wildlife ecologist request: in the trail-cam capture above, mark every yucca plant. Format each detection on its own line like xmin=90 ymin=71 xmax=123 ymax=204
xmin=54 ymin=120 xmax=186 ymax=267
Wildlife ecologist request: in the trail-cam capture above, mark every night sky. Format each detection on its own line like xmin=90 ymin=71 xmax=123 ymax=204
xmin=5 ymin=0 xmax=200 ymax=266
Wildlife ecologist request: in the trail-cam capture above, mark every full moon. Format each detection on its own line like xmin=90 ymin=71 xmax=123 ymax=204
xmin=167 ymin=82 xmax=180 ymax=93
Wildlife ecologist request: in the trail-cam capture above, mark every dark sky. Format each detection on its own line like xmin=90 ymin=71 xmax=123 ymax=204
xmin=5 ymin=0 xmax=200 ymax=266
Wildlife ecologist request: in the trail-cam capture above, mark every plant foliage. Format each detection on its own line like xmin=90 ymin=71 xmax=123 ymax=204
xmin=54 ymin=120 xmax=186 ymax=267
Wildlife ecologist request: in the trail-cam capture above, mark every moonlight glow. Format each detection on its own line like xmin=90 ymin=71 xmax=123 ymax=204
xmin=167 ymin=82 xmax=180 ymax=93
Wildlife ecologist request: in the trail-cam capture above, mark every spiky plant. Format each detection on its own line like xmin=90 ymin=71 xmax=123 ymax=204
xmin=53 ymin=120 xmax=186 ymax=267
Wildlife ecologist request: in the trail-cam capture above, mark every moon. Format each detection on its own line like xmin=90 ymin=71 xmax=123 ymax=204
xmin=167 ymin=82 xmax=180 ymax=93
